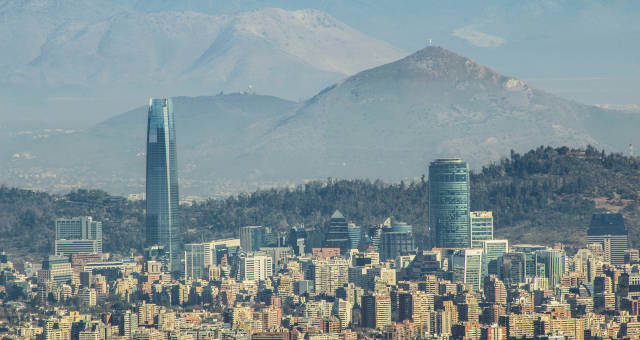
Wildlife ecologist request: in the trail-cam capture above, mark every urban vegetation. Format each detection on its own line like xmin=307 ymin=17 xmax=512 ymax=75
xmin=1 ymin=146 xmax=639 ymax=260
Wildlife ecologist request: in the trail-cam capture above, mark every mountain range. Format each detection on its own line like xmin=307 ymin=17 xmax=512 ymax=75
xmin=108 ymin=0 xmax=640 ymax=108
xmin=0 ymin=1 xmax=404 ymax=127
xmin=4 ymin=46 xmax=639 ymax=197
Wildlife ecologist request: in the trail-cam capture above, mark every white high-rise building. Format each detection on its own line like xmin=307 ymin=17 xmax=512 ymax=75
xmin=451 ymin=249 xmax=485 ymax=292
xmin=333 ymin=298 xmax=353 ymax=329
xmin=470 ymin=211 xmax=493 ymax=248
xmin=238 ymin=253 xmax=273 ymax=281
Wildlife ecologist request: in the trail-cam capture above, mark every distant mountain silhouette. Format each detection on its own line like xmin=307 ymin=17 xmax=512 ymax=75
xmin=239 ymin=46 xmax=640 ymax=181
xmin=3 ymin=47 xmax=639 ymax=196
xmin=0 ymin=2 xmax=404 ymax=125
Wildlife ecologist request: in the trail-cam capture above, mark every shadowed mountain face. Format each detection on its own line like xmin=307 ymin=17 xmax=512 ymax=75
xmin=3 ymin=47 xmax=639 ymax=196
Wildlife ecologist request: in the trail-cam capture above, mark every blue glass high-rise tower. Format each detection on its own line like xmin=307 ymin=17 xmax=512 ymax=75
xmin=428 ymin=158 xmax=470 ymax=249
xmin=146 ymin=98 xmax=181 ymax=273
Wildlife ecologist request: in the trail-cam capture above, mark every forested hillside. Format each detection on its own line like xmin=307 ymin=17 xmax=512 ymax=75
xmin=1 ymin=146 xmax=639 ymax=261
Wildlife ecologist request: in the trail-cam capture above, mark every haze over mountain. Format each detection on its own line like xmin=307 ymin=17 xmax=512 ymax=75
xmin=3 ymin=0 xmax=638 ymax=133
xmin=0 ymin=0 xmax=404 ymax=128
xmin=119 ymin=0 xmax=640 ymax=108
xmin=4 ymin=47 xmax=639 ymax=197
xmin=238 ymin=47 xmax=640 ymax=181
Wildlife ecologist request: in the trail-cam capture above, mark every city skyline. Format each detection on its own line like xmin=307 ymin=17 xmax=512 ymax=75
xmin=1 ymin=2 xmax=638 ymax=339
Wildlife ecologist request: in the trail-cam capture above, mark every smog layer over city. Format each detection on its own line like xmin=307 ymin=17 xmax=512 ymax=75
xmin=1 ymin=1 xmax=639 ymax=340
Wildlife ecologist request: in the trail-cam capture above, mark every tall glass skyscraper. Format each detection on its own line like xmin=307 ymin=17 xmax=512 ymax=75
xmin=146 ymin=98 xmax=181 ymax=272
xmin=428 ymin=158 xmax=471 ymax=249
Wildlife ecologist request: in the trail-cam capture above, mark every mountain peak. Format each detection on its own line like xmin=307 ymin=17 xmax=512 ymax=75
xmin=410 ymin=45 xmax=462 ymax=59
xmin=393 ymin=45 xmax=503 ymax=83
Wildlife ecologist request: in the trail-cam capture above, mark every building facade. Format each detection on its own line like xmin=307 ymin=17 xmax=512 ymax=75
xmin=324 ymin=210 xmax=351 ymax=254
xmin=54 ymin=216 xmax=102 ymax=256
xmin=184 ymin=243 xmax=206 ymax=280
xmin=587 ymin=212 xmax=628 ymax=266
xmin=535 ymin=249 xmax=566 ymax=289
xmin=451 ymin=249 xmax=485 ymax=292
xmin=240 ymin=226 xmax=266 ymax=252
xmin=429 ymin=159 xmax=471 ymax=248
xmin=483 ymin=239 xmax=509 ymax=275
xmin=312 ymin=258 xmax=349 ymax=296
xmin=512 ymin=244 xmax=547 ymax=278
xmin=39 ymin=255 xmax=72 ymax=284
xmin=238 ymin=253 xmax=273 ymax=281
xmin=379 ymin=222 xmax=415 ymax=261
xmin=361 ymin=294 xmax=392 ymax=329
xmin=470 ymin=211 xmax=493 ymax=248
xmin=347 ymin=224 xmax=361 ymax=250
xmin=145 ymin=98 xmax=181 ymax=272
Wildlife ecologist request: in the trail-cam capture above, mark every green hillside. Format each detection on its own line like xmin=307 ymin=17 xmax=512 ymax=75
xmin=1 ymin=146 xmax=639 ymax=261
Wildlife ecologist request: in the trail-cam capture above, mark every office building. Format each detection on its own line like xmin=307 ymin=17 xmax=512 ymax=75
xmin=238 ymin=253 xmax=273 ymax=281
xmin=145 ymin=98 xmax=181 ymax=272
xmin=470 ymin=211 xmax=493 ymax=248
xmin=54 ymin=216 xmax=102 ymax=256
xmin=451 ymin=249 xmax=485 ymax=292
xmin=240 ymin=226 xmax=266 ymax=252
xmin=55 ymin=216 xmax=102 ymax=246
xmin=260 ymin=246 xmax=294 ymax=270
xmin=587 ymin=212 xmax=629 ymax=266
xmin=498 ymin=252 xmax=527 ymax=285
xmin=379 ymin=222 xmax=415 ymax=261
xmin=429 ymin=159 xmax=471 ymax=248
xmin=535 ymin=249 xmax=566 ymax=288
xmin=39 ymin=255 xmax=72 ymax=285
xmin=347 ymin=224 xmax=361 ymax=250
xmin=512 ymin=244 xmax=547 ymax=277
xmin=184 ymin=243 xmax=206 ymax=280
xmin=55 ymin=240 xmax=102 ymax=257
xmin=324 ymin=210 xmax=351 ymax=254
xmin=483 ymin=239 xmax=509 ymax=275
xmin=204 ymin=238 xmax=241 ymax=266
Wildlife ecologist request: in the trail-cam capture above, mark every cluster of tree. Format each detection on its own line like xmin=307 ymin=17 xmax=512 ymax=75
xmin=1 ymin=146 xmax=639 ymax=260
